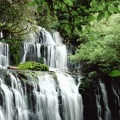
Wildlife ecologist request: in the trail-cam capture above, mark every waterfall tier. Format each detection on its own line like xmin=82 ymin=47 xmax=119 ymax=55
xmin=0 ymin=42 xmax=9 ymax=69
xmin=99 ymin=81 xmax=112 ymax=120
xmin=0 ymin=69 xmax=83 ymax=120
xmin=0 ymin=27 xmax=119 ymax=120
xmin=21 ymin=27 xmax=69 ymax=71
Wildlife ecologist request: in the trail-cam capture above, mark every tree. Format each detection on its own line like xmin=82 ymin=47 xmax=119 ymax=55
xmin=70 ymin=14 xmax=120 ymax=75
xmin=32 ymin=0 xmax=120 ymax=45
xmin=0 ymin=0 xmax=36 ymax=40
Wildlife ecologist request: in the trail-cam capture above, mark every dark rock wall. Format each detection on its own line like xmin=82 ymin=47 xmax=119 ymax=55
xmin=79 ymin=76 xmax=120 ymax=120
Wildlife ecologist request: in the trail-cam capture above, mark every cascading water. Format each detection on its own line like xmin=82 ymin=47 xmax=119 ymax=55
xmin=96 ymin=86 xmax=102 ymax=120
xmin=0 ymin=72 xmax=29 ymax=120
xmin=0 ymin=31 xmax=9 ymax=68
xmin=110 ymin=79 xmax=120 ymax=119
xmin=0 ymin=27 xmax=83 ymax=120
xmin=0 ymin=26 xmax=83 ymax=120
xmin=0 ymin=42 xmax=9 ymax=68
xmin=99 ymin=81 xmax=112 ymax=120
xmin=56 ymin=72 xmax=83 ymax=120
xmin=1 ymin=25 xmax=119 ymax=120
xmin=0 ymin=31 xmax=3 ymax=39
xmin=21 ymin=27 xmax=67 ymax=70
xmin=0 ymin=70 xmax=83 ymax=120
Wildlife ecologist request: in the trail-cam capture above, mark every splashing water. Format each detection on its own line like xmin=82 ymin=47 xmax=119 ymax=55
xmin=100 ymin=81 xmax=112 ymax=120
xmin=21 ymin=27 xmax=68 ymax=70
xmin=0 ymin=70 xmax=83 ymax=120
xmin=0 ymin=43 xmax=9 ymax=68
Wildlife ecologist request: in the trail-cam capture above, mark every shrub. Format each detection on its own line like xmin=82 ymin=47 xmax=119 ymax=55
xmin=18 ymin=61 xmax=49 ymax=71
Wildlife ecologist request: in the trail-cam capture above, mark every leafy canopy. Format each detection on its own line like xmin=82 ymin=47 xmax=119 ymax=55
xmin=31 ymin=0 xmax=120 ymax=44
xmin=0 ymin=0 xmax=36 ymax=40
xmin=70 ymin=14 xmax=120 ymax=74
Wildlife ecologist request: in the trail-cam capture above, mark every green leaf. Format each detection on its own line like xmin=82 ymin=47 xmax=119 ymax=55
xmin=28 ymin=1 xmax=37 ymax=6
xmin=60 ymin=20 xmax=69 ymax=24
xmin=97 ymin=12 xmax=105 ymax=21
xmin=104 ymin=11 xmax=111 ymax=19
xmin=89 ymin=8 xmax=96 ymax=12
xmin=72 ymin=11 xmax=79 ymax=16
xmin=37 ymin=6 xmax=42 ymax=12
xmin=54 ymin=5 xmax=58 ymax=9
xmin=108 ymin=6 xmax=120 ymax=13
xmin=97 ymin=4 xmax=105 ymax=11
xmin=89 ymin=14 xmax=94 ymax=21
xmin=109 ymin=70 xmax=120 ymax=77
xmin=91 ymin=1 xmax=97 ymax=7
xmin=64 ymin=0 xmax=73 ymax=6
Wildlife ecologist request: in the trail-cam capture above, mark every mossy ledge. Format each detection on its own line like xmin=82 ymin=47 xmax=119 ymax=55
xmin=18 ymin=61 xmax=49 ymax=71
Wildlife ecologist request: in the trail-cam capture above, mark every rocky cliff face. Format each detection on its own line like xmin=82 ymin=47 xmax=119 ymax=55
xmin=79 ymin=76 xmax=120 ymax=120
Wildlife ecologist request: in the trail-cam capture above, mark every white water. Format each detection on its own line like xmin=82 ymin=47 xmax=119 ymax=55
xmin=56 ymin=72 xmax=83 ymax=120
xmin=1 ymin=25 xmax=119 ymax=120
xmin=21 ymin=43 xmax=36 ymax=63
xmin=0 ymin=107 xmax=5 ymax=120
xmin=0 ymin=70 xmax=83 ymax=120
xmin=18 ymin=27 xmax=83 ymax=120
xmin=0 ymin=72 xmax=29 ymax=120
xmin=111 ymin=81 xmax=120 ymax=118
xmin=21 ymin=27 xmax=68 ymax=70
xmin=100 ymin=81 xmax=112 ymax=120
xmin=34 ymin=74 xmax=61 ymax=120
xmin=9 ymin=73 xmax=29 ymax=120
xmin=96 ymin=87 xmax=102 ymax=120
xmin=0 ymin=31 xmax=3 ymax=38
xmin=52 ymin=31 xmax=63 ymax=44
xmin=0 ymin=42 xmax=9 ymax=68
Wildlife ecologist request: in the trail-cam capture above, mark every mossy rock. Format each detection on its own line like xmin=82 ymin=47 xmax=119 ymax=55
xmin=18 ymin=61 xmax=49 ymax=71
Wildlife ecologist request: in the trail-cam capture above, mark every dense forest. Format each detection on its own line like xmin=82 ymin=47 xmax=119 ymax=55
xmin=0 ymin=1 xmax=120 ymax=120
xmin=0 ymin=0 xmax=120 ymax=76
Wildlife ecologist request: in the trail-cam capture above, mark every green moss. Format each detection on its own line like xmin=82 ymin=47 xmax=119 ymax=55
xmin=18 ymin=61 xmax=49 ymax=71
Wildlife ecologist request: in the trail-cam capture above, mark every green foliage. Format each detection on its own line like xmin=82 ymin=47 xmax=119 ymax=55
xmin=4 ymin=39 xmax=21 ymax=65
xmin=0 ymin=0 xmax=120 ymax=70
xmin=97 ymin=12 xmax=105 ymax=21
xmin=28 ymin=0 xmax=56 ymax=30
xmin=80 ymin=79 xmax=92 ymax=89
xmin=0 ymin=0 xmax=37 ymax=39
xmin=18 ymin=61 xmax=49 ymax=71
xmin=1 ymin=0 xmax=119 ymax=45
xmin=109 ymin=70 xmax=120 ymax=77
xmin=70 ymin=14 xmax=120 ymax=74
xmin=88 ymin=71 xmax=99 ymax=78
xmin=31 ymin=0 xmax=120 ymax=44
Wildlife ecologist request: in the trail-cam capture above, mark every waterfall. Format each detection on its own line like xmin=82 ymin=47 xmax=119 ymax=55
xmin=110 ymin=79 xmax=120 ymax=119
xmin=0 ymin=42 xmax=9 ymax=68
xmin=0 ymin=31 xmax=3 ymax=39
xmin=96 ymin=86 xmax=102 ymax=120
xmin=0 ymin=70 xmax=83 ymax=120
xmin=56 ymin=72 xmax=83 ymax=120
xmin=52 ymin=31 xmax=63 ymax=44
xmin=0 ymin=72 xmax=29 ymax=120
xmin=99 ymin=81 xmax=112 ymax=120
xmin=21 ymin=27 xmax=68 ymax=70
xmin=1 ymin=25 xmax=119 ymax=120
xmin=0 ymin=26 xmax=84 ymax=120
